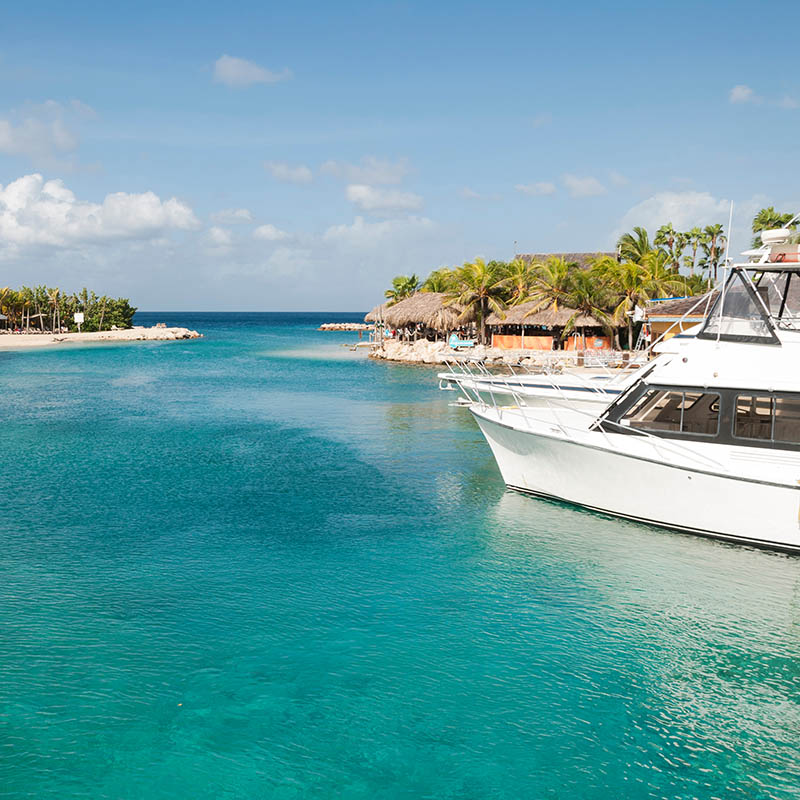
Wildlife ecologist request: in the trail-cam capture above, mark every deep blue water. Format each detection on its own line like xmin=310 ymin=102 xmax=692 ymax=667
xmin=1 ymin=312 xmax=799 ymax=799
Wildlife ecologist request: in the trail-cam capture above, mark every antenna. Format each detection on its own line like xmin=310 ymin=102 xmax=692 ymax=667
xmin=723 ymin=200 xmax=734 ymax=268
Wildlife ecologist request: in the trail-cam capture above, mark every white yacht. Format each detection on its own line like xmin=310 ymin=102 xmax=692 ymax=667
xmin=466 ymin=230 xmax=800 ymax=552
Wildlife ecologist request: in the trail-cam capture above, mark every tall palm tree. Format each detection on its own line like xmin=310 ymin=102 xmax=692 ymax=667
xmin=447 ymin=258 xmax=507 ymax=345
xmin=421 ymin=268 xmax=455 ymax=293
xmin=503 ymin=257 xmax=534 ymax=306
xmin=752 ymin=206 xmax=795 ymax=247
xmin=593 ymin=256 xmax=686 ymax=350
xmin=617 ymin=226 xmax=652 ymax=263
xmin=384 ymin=274 xmax=420 ymax=305
xmin=682 ymin=226 xmax=705 ymax=276
xmin=654 ymin=223 xmax=685 ymax=272
xmin=701 ymin=224 xmax=727 ymax=283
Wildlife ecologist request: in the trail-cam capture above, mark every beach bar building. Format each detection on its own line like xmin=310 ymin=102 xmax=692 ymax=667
xmin=486 ymin=302 xmax=610 ymax=351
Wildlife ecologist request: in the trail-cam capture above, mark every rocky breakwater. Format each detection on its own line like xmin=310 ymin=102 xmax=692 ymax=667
xmin=318 ymin=322 xmax=373 ymax=331
xmin=370 ymin=339 xmax=551 ymax=366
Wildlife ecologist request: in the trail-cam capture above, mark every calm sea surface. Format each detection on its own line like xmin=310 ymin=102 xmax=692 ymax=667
xmin=1 ymin=312 xmax=799 ymax=799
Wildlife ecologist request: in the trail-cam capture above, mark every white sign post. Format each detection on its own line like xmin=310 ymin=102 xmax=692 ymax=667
xmin=74 ymin=311 xmax=85 ymax=333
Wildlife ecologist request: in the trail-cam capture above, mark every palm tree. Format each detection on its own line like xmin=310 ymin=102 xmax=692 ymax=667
xmin=617 ymin=226 xmax=652 ymax=263
xmin=701 ymin=224 xmax=726 ymax=283
xmin=682 ymin=227 xmax=705 ymax=276
xmin=447 ymin=258 xmax=507 ymax=345
xmin=752 ymin=207 xmax=795 ymax=247
xmin=384 ymin=274 xmax=420 ymax=305
xmin=593 ymin=255 xmax=686 ymax=350
xmin=523 ymin=256 xmax=573 ymax=313
xmin=421 ymin=268 xmax=455 ymax=293
xmin=503 ymin=258 xmax=534 ymax=306
xmin=561 ymin=269 xmax=614 ymax=347
xmin=654 ymin=223 xmax=685 ymax=272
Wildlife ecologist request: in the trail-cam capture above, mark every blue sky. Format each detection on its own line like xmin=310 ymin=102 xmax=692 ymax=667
xmin=1 ymin=0 xmax=799 ymax=310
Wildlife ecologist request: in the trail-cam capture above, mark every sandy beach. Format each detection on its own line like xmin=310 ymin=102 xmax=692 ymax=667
xmin=0 ymin=326 xmax=202 ymax=350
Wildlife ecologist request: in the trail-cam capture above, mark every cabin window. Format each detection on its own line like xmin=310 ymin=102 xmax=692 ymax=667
xmin=735 ymin=395 xmax=800 ymax=443
xmin=622 ymin=390 xmax=720 ymax=435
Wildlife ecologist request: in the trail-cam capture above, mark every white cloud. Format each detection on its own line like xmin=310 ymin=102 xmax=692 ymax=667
xmin=531 ymin=112 xmax=553 ymax=128
xmin=563 ymin=174 xmax=606 ymax=198
xmin=461 ymin=187 xmax=481 ymax=199
xmin=0 ymin=173 xmax=199 ymax=253
xmin=320 ymin=156 xmax=409 ymax=185
xmin=616 ymin=191 xmax=729 ymax=237
xmin=264 ymin=160 xmax=313 ymax=184
xmin=213 ymin=55 xmax=291 ymax=88
xmin=779 ymin=95 xmax=799 ymax=109
xmin=210 ymin=207 xmax=253 ymax=224
xmin=729 ymin=84 xmax=758 ymax=104
xmin=515 ymin=182 xmax=556 ymax=196
xmin=345 ymin=184 xmax=423 ymax=214
xmin=253 ymin=223 xmax=289 ymax=241
xmin=206 ymin=226 xmax=232 ymax=247
xmin=323 ymin=215 xmax=435 ymax=250
xmin=0 ymin=100 xmax=83 ymax=167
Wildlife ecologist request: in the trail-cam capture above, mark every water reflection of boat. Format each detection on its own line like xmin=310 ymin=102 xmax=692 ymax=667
xmin=468 ymin=226 xmax=800 ymax=553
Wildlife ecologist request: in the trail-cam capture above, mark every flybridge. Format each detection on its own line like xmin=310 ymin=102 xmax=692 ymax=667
xmin=698 ymin=218 xmax=800 ymax=344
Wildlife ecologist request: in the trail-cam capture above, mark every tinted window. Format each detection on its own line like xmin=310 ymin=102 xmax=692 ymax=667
xmin=623 ymin=390 xmax=720 ymax=435
xmin=737 ymin=394 xmax=800 ymax=444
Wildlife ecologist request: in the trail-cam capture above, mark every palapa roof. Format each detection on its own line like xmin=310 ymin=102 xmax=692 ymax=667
xmin=364 ymin=302 xmax=390 ymax=322
xmin=516 ymin=252 xmax=617 ymax=269
xmin=646 ymin=292 xmax=718 ymax=319
xmin=486 ymin=300 xmax=602 ymax=328
xmin=382 ymin=292 xmax=464 ymax=331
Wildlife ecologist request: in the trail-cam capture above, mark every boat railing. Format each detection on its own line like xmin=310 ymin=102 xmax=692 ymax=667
xmin=462 ymin=370 xmax=731 ymax=475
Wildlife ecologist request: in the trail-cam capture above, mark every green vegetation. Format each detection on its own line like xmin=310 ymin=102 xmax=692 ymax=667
xmin=0 ymin=286 xmax=137 ymax=332
xmin=380 ymin=206 xmax=794 ymax=348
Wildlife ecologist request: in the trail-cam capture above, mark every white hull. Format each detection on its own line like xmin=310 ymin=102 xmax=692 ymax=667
xmin=472 ymin=407 xmax=800 ymax=552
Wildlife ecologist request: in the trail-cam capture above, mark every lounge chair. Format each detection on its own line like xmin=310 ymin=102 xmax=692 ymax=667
xmin=449 ymin=333 xmax=475 ymax=349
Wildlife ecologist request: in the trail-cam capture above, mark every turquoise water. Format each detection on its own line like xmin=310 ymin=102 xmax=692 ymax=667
xmin=1 ymin=313 xmax=799 ymax=799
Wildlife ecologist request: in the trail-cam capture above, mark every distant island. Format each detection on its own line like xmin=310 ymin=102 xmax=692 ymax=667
xmin=0 ymin=285 xmax=201 ymax=349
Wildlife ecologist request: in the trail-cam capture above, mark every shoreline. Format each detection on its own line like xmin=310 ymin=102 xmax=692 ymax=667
xmin=368 ymin=338 xmax=639 ymax=367
xmin=0 ymin=326 xmax=202 ymax=351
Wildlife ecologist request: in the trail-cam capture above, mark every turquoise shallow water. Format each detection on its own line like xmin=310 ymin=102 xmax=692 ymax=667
xmin=1 ymin=312 xmax=799 ymax=799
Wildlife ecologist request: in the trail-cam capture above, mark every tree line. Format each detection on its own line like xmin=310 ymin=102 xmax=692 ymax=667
xmin=0 ymin=286 xmax=137 ymax=333
xmin=383 ymin=206 xmax=795 ymax=348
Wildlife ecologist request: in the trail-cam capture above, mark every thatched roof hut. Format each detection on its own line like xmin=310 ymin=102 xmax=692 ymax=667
xmin=382 ymin=292 xmax=465 ymax=332
xmin=364 ymin=302 xmax=390 ymax=323
xmin=486 ymin=301 xmax=601 ymax=328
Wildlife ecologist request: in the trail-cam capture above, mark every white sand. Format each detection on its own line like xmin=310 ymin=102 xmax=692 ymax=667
xmin=0 ymin=326 xmax=202 ymax=350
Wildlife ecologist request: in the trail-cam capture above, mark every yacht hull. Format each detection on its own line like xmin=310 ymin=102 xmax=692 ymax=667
xmin=472 ymin=409 xmax=800 ymax=553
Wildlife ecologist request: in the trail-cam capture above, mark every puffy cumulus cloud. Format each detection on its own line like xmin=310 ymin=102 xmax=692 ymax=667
xmin=321 ymin=156 xmax=409 ymax=185
xmin=515 ymin=182 xmax=556 ymax=196
xmin=213 ymin=55 xmax=291 ymax=87
xmin=206 ymin=226 xmax=232 ymax=247
xmin=0 ymin=100 xmax=90 ymax=167
xmin=729 ymin=84 xmax=757 ymax=104
xmin=563 ymin=174 xmax=606 ymax=198
xmin=253 ymin=223 xmax=289 ymax=241
xmin=210 ymin=207 xmax=253 ymax=224
xmin=616 ymin=191 xmax=729 ymax=237
xmin=345 ymin=184 xmax=423 ymax=214
xmin=0 ymin=173 xmax=199 ymax=253
xmin=264 ymin=160 xmax=313 ymax=184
